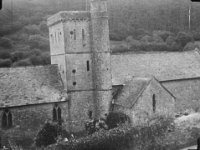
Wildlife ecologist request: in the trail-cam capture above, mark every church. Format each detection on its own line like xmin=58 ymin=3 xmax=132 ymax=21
xmin=0 ymin=0 xmax=199 ymax=147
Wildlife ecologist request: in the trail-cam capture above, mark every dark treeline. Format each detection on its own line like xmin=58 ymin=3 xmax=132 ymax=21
xmin=0 ymin=0 xmax=200 ymax=67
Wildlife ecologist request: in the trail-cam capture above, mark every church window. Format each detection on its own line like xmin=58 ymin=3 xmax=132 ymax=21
xmin=2 ymin=108 xmax=12 ymax=129
xmin=72 ymin=69 xmax=76 ymax=74
xmin=152 ymin=94 xmax=156 ymax=113
xmin=73 ymin=82 xmax=77 ymax=86
xmin=87 ymin=61 xmax=90 ymax=71
xmin=53 ymin=104 xmax=62 ymax=124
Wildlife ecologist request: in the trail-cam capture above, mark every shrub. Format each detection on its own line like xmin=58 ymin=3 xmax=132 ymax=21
xmin=11 ymin=51 xmax=27 ymax=62
xmin=40 ymin=52 xmax=51 ymax=65
xmin=110 ymin=32 xmax=125 ymax=41
xmin=0 ymin=37 xmax=13 ymax=49
xmin=106 ymin=112 xmax=130 ymax=129
xmin=191 ymin=31 xmax=200 ymax=41
xmin=35 ymin=122 xmax=71 ymax=148
xmin=140 ymin=35 xmax=154 ymax=43
xmin=39 ymin=21 xmax=48 ymax=33
xmin=0 ymin=51 xmax=11 ymax=59
xmin=176 ymin=32 xmax=194 ymax=48
xmin=24 ymin=25 xmax=40 ymax=35
xmin=28 ymin=34 xmax=49 ymax=50
xmin=153 ymin=30 xmax=174 ymax=41
xmin=111 ymin=45 xmax=129 ymax=53
xmin=29 ymin=55 xmax=43 ymax=66
xmin=12 ymin=59 xmax=32 ymax=67
xmin=183 ymin=42 xmax=199 ymax=51
xmin=47 ymin=116 xmax=174 ymax=150
xmin=35 ymin=122 xmax=59 ymax=147
xmin=152 ymin=34 xmax=164 ymax=43
xmin=0 ymin=59 xmax=12 ymax=68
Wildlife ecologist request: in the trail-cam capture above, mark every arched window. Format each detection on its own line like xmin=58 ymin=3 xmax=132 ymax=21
xmin=2 ymin=108 xmax=12 ymax=129
xmin=53 ymin=104 xmax=62 ymax=124
xmin=152 ymin=94 xmax=156 ymax=113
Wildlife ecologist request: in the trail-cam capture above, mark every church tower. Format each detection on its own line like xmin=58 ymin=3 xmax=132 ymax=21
xmin=47 ymin=0 xmax=112 ymax=131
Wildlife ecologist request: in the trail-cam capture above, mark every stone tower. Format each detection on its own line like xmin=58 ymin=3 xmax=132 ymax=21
xmin=47 ymin=0 xmax=112 ymax=131
xmin=90 ymin=0 xmax=112 ymax=118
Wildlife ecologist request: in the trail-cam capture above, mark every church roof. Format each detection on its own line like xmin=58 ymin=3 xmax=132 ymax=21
xmin=0 ymin=65 xmax=66 ymax=108
xmin=111 ymin=50 xmax=200 ymax=85
xmin=113 ymin=77 xmax=151 ymax=109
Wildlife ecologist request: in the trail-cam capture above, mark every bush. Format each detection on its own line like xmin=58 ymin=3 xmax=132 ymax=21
xmin=40 ymin=21 xmax=48 ymax=33
xmin=47 ymin=116 xmax=174 ymax=150
xmin=153 ymin=30 xmax=174 ymax=41
xmin=11 ymin=51 xmax=28 ymax=62
xmin=140 ymin=35 xmax=154 ymax=43
xmin=176 ymin=32 xmax=194 ymax=48
xmin=0 ymin=37 xmax=13 ymax=49
xmin=183 ymin=42 xmax=199 ymax=51
xmin=111 ymin=45 xmax=129 ymax=53
xmin=28 ymin=34 xmax=49 ymax=50
xmin=12 ymin=59 xmax=32 ymax=67
xmin=106 ymin=112 xmax=130 ymax=129
xmin=0 ymin=59 xmax=12 ymax=68
xmin=24 ymin=24 xmax=40 ymax=35
xmin=29 ymin=55 xmax=43 ymax=66
xmin=35 ymin=122 xmax=60 ymax=147
xmin=0 ymin=51 xmax=11 ymax=59
xmin=35 ymin=122 xmax=71 ymax=148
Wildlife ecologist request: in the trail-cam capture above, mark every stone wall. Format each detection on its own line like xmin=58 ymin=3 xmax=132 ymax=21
xmin=68 ymin=91 xmax=94 ymax=132
xmin=162 ymin=78 xmax=200 ymax=112
xmin=0 ymin=102 xmax=69 ymax=148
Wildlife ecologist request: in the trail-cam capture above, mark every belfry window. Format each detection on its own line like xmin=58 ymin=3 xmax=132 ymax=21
xmin=53 ymin=104 xmax=62 ymax=124
xmin=2 ymin=108 xmax=12 ymax=129
xmin=152 ymin=94 xmax=156 ymax=113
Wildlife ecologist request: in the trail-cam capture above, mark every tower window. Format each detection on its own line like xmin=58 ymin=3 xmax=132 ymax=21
xmin=152 ymin=94 xmax=156 ymax=113
xmin=2 ymin=108 xmax=12 ymax=129
xmin=87 ymin=61 xmax=90 ymax=71
xmin=74 ymin=29 xmax=76 ymax=40
xmin=82 ymin=29 xmax=85 ymax=40
xmin=72 ymin=69 xmax=76 ymax=74
xmin=53 ymin=104 xmax=62 ymax=125
xmin=73 ymin=82 xmax=77 ymax=86
xmin=55 ymin=32 xmax=57 ymax=43
xmin=50 ymin=34 xmax=53 ymax=43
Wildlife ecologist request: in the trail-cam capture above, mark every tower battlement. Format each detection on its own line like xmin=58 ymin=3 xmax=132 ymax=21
xmin=47 ymin=11 xmax=90 ymax=27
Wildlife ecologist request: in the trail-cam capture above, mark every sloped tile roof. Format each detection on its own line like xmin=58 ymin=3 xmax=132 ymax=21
xmin=0 ymin=65 xmax=66 ymax=108
xmin=114 ymin=77 xmax=151 ymax=108
xmin=111 ymin=50 xmax=200 ymax=85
